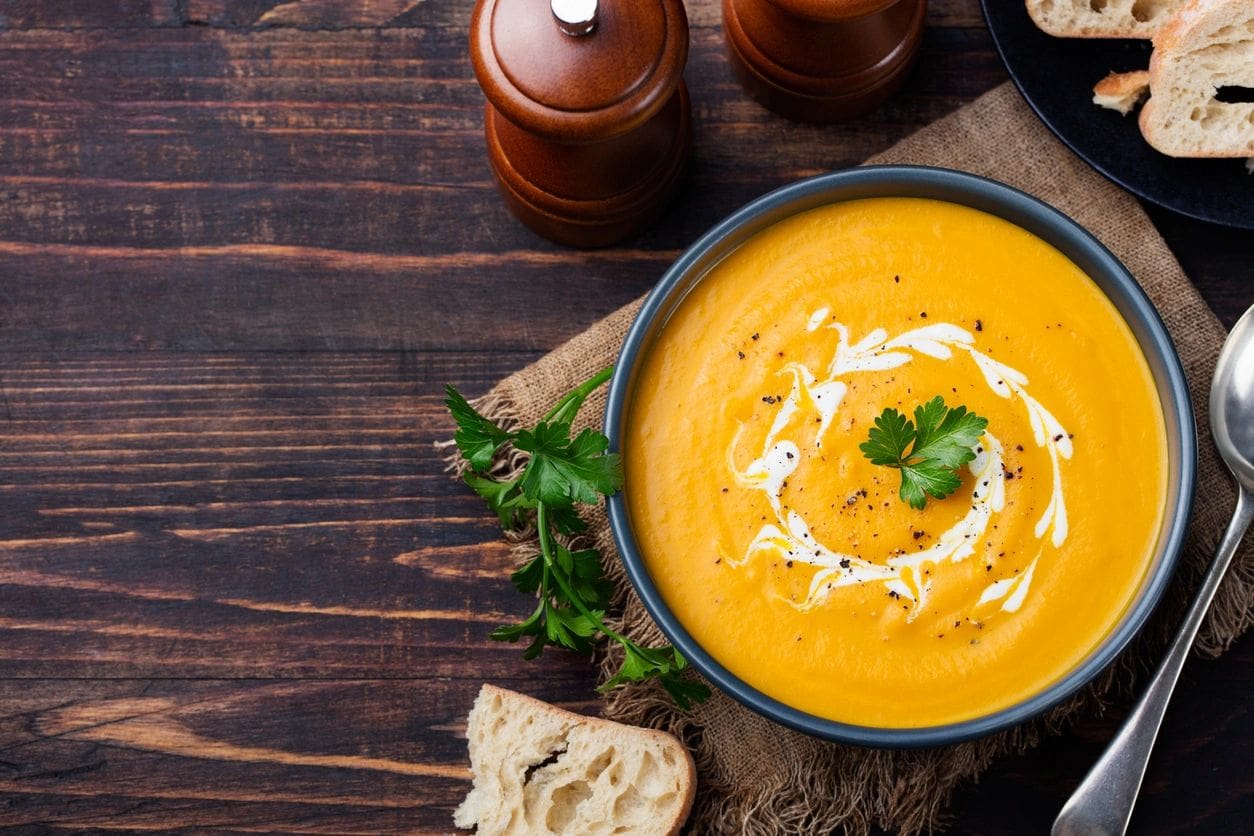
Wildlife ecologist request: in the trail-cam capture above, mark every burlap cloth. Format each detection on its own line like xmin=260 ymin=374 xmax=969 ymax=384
xmin=458 ymin=82 xmax=1254 ymax=834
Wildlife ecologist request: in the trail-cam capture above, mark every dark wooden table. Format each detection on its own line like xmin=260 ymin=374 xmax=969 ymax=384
xmin=0 ymin=1 xmax=1249 ymax=832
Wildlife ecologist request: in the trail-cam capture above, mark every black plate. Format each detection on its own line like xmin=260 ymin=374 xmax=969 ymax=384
xmin=981 ymin=0 xmax=1254 ymax=230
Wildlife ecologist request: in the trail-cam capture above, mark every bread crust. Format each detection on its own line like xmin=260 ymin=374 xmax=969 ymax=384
xmin=1151 ymin=0 xmax=1220 ymax=51
xmin=1029 ymin=21 xmax=1157 ymax=39
xmin=457 ymin=684 xmax=697 ymax=836
xmin=1140 ymin=0 xmax=1254 ymax=157
xmin=1093 ymin=70 xmax=1151 ymax=114
xmin=1025 ymin=0 xmax=1186 ymax=39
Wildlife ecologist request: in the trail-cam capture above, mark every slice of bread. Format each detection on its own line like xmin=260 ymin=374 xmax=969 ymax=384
xmin=1093 ymin=70 xmax=1152 ymax=113
xmin=1026 ymin=0 xmax=1187 ymax=38
xmin=453 ymin=685 xmax=696 ymax=836
xmin=1139 ymin=0 xmax=1254 ymax=156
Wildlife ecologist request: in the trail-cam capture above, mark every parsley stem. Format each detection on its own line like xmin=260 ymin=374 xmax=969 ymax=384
xmin=536 ymin=502 xmax=628 ymax=646
xmin=525 ymin=575 xmax=546 ymax=625
xmin=543 ymin=365 xmax=615 ymax=426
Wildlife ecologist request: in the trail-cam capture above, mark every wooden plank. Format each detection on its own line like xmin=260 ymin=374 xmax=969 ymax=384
xmin=186 ymin=0 xmax=436 ymax=29
xmin=0 ymin=230 xmax=1243 ymax=355
xmin=0 ymin=0 xmax=440 ymax=30
xmin=0 ymin=0 xmax=998 ymax=33
xmin=0 ymin=351 xmax=622 ymax=679
xmin=0 ymin=28 xmax=1000 ymax=245
xmin=0 ymin=677 xmax=598 ymax=832
xmin=185 ymin=1 xmax=297 ymax=28
xmin=248 ymin=0 xmax=427 ymax=28
xmin=180 ymin=1 xmax=1008 ymax=31
xmin=0 ymin=639 xmax=1248 ymax=832
xmin=0 ymin=249 xmax=672 ymax=352
xmin=0 ymin=1 xmax=183 ymax=29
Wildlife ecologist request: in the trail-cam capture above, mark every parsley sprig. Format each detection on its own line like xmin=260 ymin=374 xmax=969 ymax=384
xmin=859 ymin=396 xmax=989 ymax=510
xmin=446 ymin=366 xmax=710 ymax=710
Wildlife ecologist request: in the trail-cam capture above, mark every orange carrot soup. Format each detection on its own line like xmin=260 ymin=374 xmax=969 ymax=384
xmin=624 ymin=197 xmax=1168 ymax=727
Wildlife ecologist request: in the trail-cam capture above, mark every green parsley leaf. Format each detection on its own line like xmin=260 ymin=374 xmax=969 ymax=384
xmin=565 ymin=547 xmax=614 ymax=611
xmin=600 ymin=644 xmax=671 ymax=691
xmin=523 ymin=631 xmax=547 ymax=660
xmin=547 ymin=505 xmax=588 ymax=536
xmin=600 ymin=644 xmax=709 ymax=709
xmin=859 ymin=395 xmax=989 ymax=510
xmin=464 ymin=473 xmax=534 ymax=530
xmin=909 ymin=397 xmax=987 ymax=470
xmin=509 ymin=555 xmax=544 ymax=595
xmin=660 ymin=675 xmax=711 ymax=710
xmin=859 ymin=408 xmax=915 ymax=467
xmin=445 ymin=385 xmax=512 ymax=472
xmin=543 ymin=601 xmax=600 ymax=653
xmin=490 ymin=607 xmax=543 ymax=645
xmin=514 ymin=422 xmax=624 ymax=507
xmin=899 ymin=463 xmax=963 ymax=510
xmin=658 ymin=651 xmax=711 ymax=710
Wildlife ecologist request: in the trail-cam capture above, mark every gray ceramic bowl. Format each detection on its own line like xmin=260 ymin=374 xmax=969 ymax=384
xmin=604 ymin=166 xmax=1196 ymax=748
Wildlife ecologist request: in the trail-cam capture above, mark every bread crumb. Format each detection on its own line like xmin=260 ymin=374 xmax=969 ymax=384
xmin=1092 ymin=70 xmax=1150 ymax=116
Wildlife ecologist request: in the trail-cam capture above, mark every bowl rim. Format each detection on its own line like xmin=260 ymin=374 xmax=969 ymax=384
xmin=604 ymin=165 xmax=1197 ymax=748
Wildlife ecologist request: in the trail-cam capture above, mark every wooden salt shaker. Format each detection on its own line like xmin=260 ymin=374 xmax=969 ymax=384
xmin=723 ymin=0 xmax=926 ymax=123
xmin=470 ymin=0 xmax=690 ymax=248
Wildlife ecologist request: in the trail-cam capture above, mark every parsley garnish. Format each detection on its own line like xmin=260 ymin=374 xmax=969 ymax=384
xmin=859 ymin=396 xmax=989 ymax=510
xmin=446 ymin=366 xmax=710 ymax=710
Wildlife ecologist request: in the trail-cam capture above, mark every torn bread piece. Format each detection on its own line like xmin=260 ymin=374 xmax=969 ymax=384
xmin=1094 ymin=70 xmax=1152 ymax=114
xmin=1140 ymin=0 xmax=1254 ymax=157
xmin=1026 ymin=0 xmax=1187 ymax=39
xmin=454 ymin=684 xmax=696 ymax=836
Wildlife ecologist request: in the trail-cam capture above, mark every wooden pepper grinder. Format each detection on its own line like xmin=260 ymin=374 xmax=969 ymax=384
xmin=723 ymin=0 xmax=926 ymax=123
xmin=470 ymin=0 xmax=691 ymax=248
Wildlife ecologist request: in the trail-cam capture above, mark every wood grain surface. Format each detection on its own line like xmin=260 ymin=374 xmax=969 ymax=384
xmin=0 ymin=0 xmax=1249 ymax=832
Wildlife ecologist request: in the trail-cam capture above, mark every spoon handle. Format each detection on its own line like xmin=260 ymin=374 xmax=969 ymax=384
xmin=1052 ymin=487 xmax=1254 ymax=836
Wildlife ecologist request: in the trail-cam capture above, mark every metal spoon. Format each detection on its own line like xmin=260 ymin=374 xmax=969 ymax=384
xmin=1052 ymin=304 xmax=1254 ymax=836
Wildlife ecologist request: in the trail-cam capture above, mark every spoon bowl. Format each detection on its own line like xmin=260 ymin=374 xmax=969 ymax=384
xmin=1211 ymin=306 xmax=1254 ymax=489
